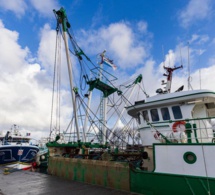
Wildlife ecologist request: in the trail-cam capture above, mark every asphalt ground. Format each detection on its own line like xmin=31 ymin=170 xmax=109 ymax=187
xmin=0 ymin=167 xmax=136 ymax=195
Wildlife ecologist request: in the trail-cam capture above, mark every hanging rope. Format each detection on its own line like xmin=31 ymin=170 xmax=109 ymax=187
xmin=49 ymin=27 xmax=60 ymax=140
xmin=56 ymin=34 xmax=62 ymax=134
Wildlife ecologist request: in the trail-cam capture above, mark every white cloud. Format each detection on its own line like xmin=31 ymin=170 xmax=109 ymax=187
xmin=179 ymin=0 xmax=212 ymax=28
xmin=30 ymin=0 xmax=60 ymax=17
xmin=157 ymin=44 xmax=191 ymax=92
xmin=176 ymin=64 xmax=215 ymax=91
xmin=37 ymin=24 xmax=80 ymax=89
xmin=209 ymin=57 xmax=215 ymax=65
xmin=0 ymin=20 xmax=74 ymax=139
xmin=189 ymin=34 xmax=210 ymax=45
xmin=0 ymin=63 xmax=54 ymax=135
xmin=0 ymin=20 xmax=29 ymax=73
xmin=0 ymin=0 xmax=27 ymax=17
xmin=190 ymin=66 xmax=211 ymax=90
xmin=137 ymin=59 xmax=160 ymax=96
xmin=78 ymin=22 xmax=149 ymax=69
xmin=0 ymin=0 xmax=59 ymax=18
xmin=160 ymin=41 xmax=208 ymax=78
xmin=37 ymin=24 xmax=56 ymax=71
xmin=155 ymin=40 xmax=215 ymax=93
xmin=137 ymin=21 xmax=148 ymax=33
xmin=163 ymin=49 xmax=176 ymax=68
xmin=116 ymin=43 xmax=215 ymax=100
xmin=2 ymin=1 xmax=215 ymax=141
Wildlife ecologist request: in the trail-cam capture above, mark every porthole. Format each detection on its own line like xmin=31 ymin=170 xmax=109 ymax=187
xmin=183 ymin=152 xmax=197 ymax=164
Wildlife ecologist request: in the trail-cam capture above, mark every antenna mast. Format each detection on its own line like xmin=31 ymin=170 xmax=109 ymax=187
xmin=180 ymin=45 xmax=183 ymax=66
xmin=187 ymin=42 xmax=191 ymax=90
xmin=199 ymin=69 xmax=202 ymax=89
xmin=162 ymin=45 xmax=166 ymax=67
xmin=99 ymin=50 xmax=107 ymax=144
xmin=163 ymin=65 xmax=183 ymax=93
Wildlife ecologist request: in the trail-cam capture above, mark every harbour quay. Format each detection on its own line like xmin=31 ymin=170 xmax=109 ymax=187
xmin=0 ymin=167 xmax=135 ymax=195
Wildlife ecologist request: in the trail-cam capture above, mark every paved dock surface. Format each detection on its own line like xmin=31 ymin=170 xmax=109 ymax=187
xmin=0 ymin=167 xmax=135 ymax=195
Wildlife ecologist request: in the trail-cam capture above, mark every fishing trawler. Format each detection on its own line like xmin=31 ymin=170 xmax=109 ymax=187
xmin=46 ymin=7 xmax=215 ymax=195
xmin=0 ymin=124 xmax=39 ymax=169
xmin=126 ymin=66 xmax=215 ymax=194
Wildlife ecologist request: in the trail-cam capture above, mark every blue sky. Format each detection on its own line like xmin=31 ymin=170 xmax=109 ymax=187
xmin=0 ymin=0 xmax=215 ymax=138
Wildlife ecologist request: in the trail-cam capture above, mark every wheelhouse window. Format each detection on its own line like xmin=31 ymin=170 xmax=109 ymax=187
xmin=142 ymin=110 xmax=149 ymax=122
xmin=172 ymin=106 xmax=182 ymax=119
xmin=161 ymin=107 xmax=170 ymax=120
xmin=150 ymin=109 xmax=159 ymax=122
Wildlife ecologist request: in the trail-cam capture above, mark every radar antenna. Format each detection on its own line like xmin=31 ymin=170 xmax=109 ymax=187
xmin=163 ymin=65 xmax=183 ymax=93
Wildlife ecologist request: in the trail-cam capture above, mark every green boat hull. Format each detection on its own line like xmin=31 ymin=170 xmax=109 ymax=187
xmin=130 ymin=168 xmax=215 ymax=195
xmin=47 ymin=157 xmax=215 ymax=195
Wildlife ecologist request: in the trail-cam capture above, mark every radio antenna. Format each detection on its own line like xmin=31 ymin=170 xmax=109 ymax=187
xmin=199 ymin=69 xmax=201 ymax=89
xmin=162 ymin=45 xmax=166 ymax=67
xmin=187 ymin=42 xmax=191 ymax=90
xmin=180 ymin=45 xmax=183 ymax=66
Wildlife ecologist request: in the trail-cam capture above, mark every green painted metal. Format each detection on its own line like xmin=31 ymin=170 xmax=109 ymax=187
xmin=46 ymin=140 xmax=110 ymax=149
xmin=130 ymin=168 xmax=215 ymax=195
xmin=183 ymin=151 xmax=197 ymax=164
xmin=134 ymin=74 xmax=142 ymax=84
xmin=47 ymin=154 xmax=215 ymax=194
xmin=185 ymin=123 xmax=192 ymax=143
xmin=192 ymin=123 xmax=199 ymax=143
xmin=75 ymin=49 xmax=91 ymax=61
xmin=73 ymin=87 xmax=78 ymax=94
xmin=55 ymin=134 xmax=60 ymax=142
xmin=54 ymin=8 xmax=68 ymax=32
xmin=47 ymin=142 xmax=215 ymax=194
xmin=87 ymin=78 xmax=119 ymax=97
xmin=48 ymin=157 xmax=130 ymax=191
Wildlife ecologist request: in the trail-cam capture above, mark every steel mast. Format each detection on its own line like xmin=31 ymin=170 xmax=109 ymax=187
xmin=54 ymin=8 xmax=80 ymax=140
xmin=99 ymin=51 xmax=107 ymax=144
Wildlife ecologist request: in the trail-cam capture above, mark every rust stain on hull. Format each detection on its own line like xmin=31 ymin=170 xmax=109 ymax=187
xmin=48 ymin=157 xmax=130 ymax=191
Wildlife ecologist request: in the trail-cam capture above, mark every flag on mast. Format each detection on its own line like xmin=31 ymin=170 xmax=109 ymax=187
xmin=102 ymin=56 xmax=117 ymax=70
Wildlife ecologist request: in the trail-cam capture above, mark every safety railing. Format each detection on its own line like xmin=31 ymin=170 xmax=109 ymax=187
xmin=148 ymin=117 xmax=215 ymax=144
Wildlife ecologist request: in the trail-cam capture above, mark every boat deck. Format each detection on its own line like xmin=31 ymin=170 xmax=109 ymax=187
xmin=0 ymin=167 xmax=134 ymax=195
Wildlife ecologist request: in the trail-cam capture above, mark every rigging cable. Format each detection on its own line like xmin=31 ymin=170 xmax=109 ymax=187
xmin=77 ymin=93 xmax=132 ymax=146
xmin=49 ymin=26 xmax=60 ymax=140
xmin=56 ymin=33 xmax=62 ymax=133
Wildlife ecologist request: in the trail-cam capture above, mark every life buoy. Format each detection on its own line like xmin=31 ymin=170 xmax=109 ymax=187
xmin=172 ymin=121 xmax=186 ymax=132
